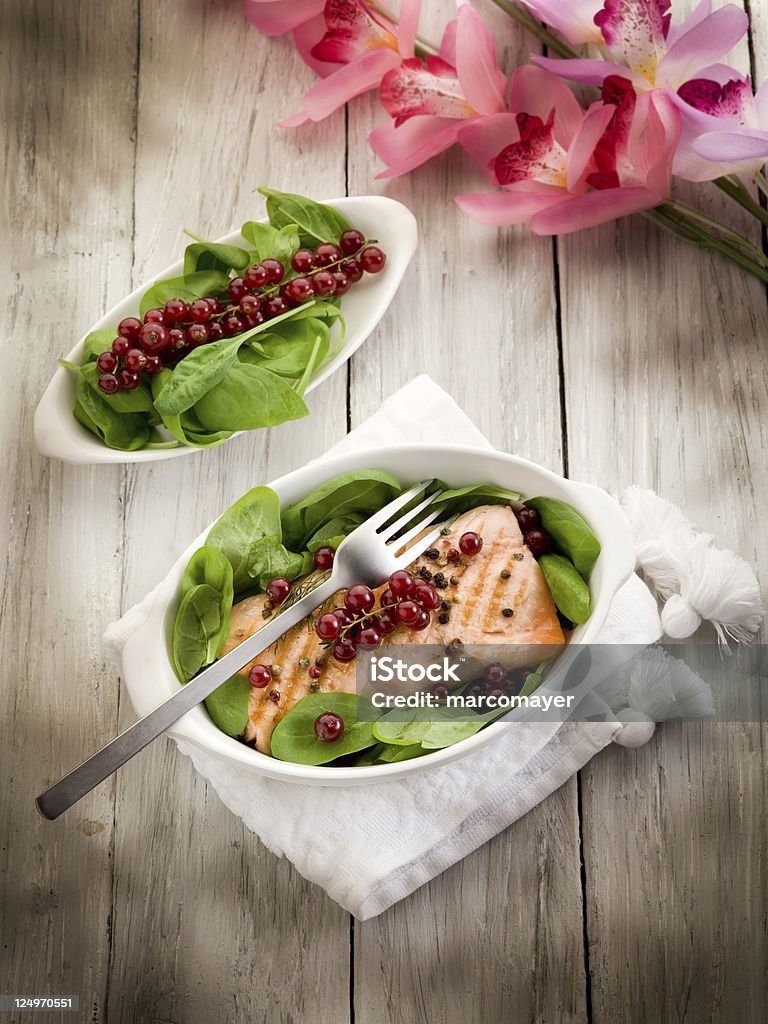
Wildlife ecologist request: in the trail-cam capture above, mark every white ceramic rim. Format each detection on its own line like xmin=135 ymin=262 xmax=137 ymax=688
xmin=33 ymin=196 xmax=418 ymax=464
xmin=120 ymin=443 xmax=635 ymax=786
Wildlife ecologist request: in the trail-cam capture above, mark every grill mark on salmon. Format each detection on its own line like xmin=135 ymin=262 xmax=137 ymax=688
xmin=218 ymin=504 xmax=565 ymax=755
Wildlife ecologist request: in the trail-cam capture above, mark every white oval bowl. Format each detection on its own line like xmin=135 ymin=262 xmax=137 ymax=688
xmin=34 ymin=196 xmax=417 ymax=465
xmin=120 ymin=443 xmax=635 ymax=786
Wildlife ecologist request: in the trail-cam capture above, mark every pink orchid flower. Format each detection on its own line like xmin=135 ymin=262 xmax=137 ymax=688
xmin=519 ymin=0 xmax=605 ymax=45
xmin=670 ymin=72 xmax=768 ymax=180
xmin=279 ymin=0 xmax=421 ymax=127
xmin=368 ymin=0 xmax=507 ymax=178
xmin=455 ymin=67 xmax=680 ymax=235
xmin=535 ymin=0 xmax=748 ymax=94
xmin=243 ymin=0 xmax=325 ymax=37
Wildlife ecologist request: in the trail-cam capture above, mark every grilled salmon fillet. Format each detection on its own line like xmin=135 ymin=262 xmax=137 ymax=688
xmin=219 ymin=504 xmax=565 ymax=754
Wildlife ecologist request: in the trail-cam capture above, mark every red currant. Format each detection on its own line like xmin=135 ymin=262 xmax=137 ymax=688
xmin=243 ymin=311 xmax=266 ymax=329
xmin=396 ymin=600 xmax=421 ymax=626
xmin=229 ymin=278 xmax=250 ymax=302
xmin=316 ymin=612 xmax=342 ymax=642
xmin=286 ymin=277 xmax=314 ymax=304
xmin=124 ymin=348 xmax=147 ymax=372
xmin=412 ymin=581 xmax=440 ymax=610
xmin=389 ymin=570 xmax=414 ymax=599
xmin=378 ymin=608 xmax=398 ymax=635
xmin=112 ymin=336 xmax=130 ymax=358
xmin=432 ymin=684 xmax=450 ymax=700
xmin=332 ymin=638 xmax=357 ymax=662
xmin=96 ymin=351 xmax=117 ymax=373
xmin=345 ymin=585 xmax=375 ymax=615
xmin=359 ymin=246 xmax=386 ymax=274
xmin=332 ymin=271 xmax=350 ymax=295
xmin=516 ymin=507 xmax=540 ymax=531
xmin=266 ymin=577 xmax=292 ymax=605
xmin=459 ymin=532 xmax=483 ymax=556
xmin=447 ymin=548 xmax=461 ymax=563
xmin=358 ymin=626 xmax=382 ymax=648
xmin=97 ymin=373 xmax=119 ymax=394
xmin=143 ymin=308 xmax=166 ymax=325
xmin=379 ymin=587 xmax=395 ymax=607
xmin=245 ymin=263 xmax=269 ymax=289
xmin=168 ymin=327 xmax=187 ymax=350
xmin=339 ymin=258 xmax=363 ymax=283
xmin=314 ymin=243 xmax=342 ymax=267
xmin=163 ymin=298 xmax=188 ymax=324
xmin=188 ymin=298 xmax=213 ymax=323
xmin=340 ymin=229 xmax=365 ymax=255
xmin=313 ymin=547 xmax=335 ymax=571
xmin=410 ymin=609 xmax=431 ymax=631
xmin=311 ymin=270 xmax=336 ymax=296
xmin=139 ymin=323 xmax=169 ymax=354
xmin=484 ymin=663 xmax=506 ymax=687
xmin=204 ymin=296 xmax=223 ymax=315
xmin=144 ymin=354 xmax=163 ymax=374
xmin=309 ymin=665 xmax=323 ymax=680
xmin=223 ymin=313 xmax=245 ymax=336
xmin=261 ymin=258 xmax=285 ymax=284
xmin=248 ymin=664 xmax=272 ymax=688
xmin=265 ymin=296 xmax=289 ymax=318
xmin=117 ymin=316 xmax=142 ymax=341
xmin=291 ymin=249 xmax=315 ymax=273
xmin=314 ymin=711 xmax=344 ymax=742
xmin=524 ymin=529 xmax=551 ymax=556
xmin=332 ymin=607 xmax=354 ymax=628
xmin=240 ymin=294 xmax=262 ymax=316
xmin=186 ymin=323 xmax=209 ymax=347
xmin=208 ymin=321 xmax=224 ymax=341
xmin=118 ymin=369 xmax=140 ymax=390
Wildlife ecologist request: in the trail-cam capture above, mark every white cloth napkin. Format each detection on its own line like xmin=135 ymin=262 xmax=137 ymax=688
xmin=104 ymin=375 xmax=661 ymax=919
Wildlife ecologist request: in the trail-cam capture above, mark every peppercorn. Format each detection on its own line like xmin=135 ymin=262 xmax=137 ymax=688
xmin=500 ymin=569 xmax=511 ymax=579
xmin=449 ymin=576 xmax=459 ymax=586
xmin=441 ymin=600 xmax=451 ymax=611
xmin=440 ymin=526 xmax=452 ymax=536
xmin=435 ymin=579 xmax=448 ymax=590
xmin=433 ymin=571 xmax=445 ymax=583
xmin=513 ymin=552 xmax=524 ymax=562
xmin=269 ymin=690 xmax=280 ymax=703
xmin=270 ymin=664 xmax=282 ymax=677
xmin=438 ymin=612 xmax=450 ymax=624
xmin=309 ymin=682 xmax=320 ymax=693
xmin=419 ymin=567 xmax=433 ymax=580
xmin=426 ymin=548 xmax=440 ymax=560
xmin=262 ymin=608 xmax=273 ymax=618
xmin=299 ymin=657 xmax=310 ymax=669
xmin=502 ymin=608 xmax=514 ymax=618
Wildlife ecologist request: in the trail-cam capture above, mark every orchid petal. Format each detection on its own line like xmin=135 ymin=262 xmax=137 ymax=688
xmin=595 ymin=0 xmax=669 ymax=82
xmin=755 ymin=77 xmax=768 ymax=125
xmin=371 ymin=117 xmax=464 ymax=177
xmin=666 ymin=0 xmax=711 ymax=46
xmin=439 ymin=19 xmax=458 ymax=65
xmin=380 ymin=57 xmax=472 ymax=125
xmin=244 ymin=0 xmax=325 ymax=36
xmin=693 ymin=128 xmax=768 ymax=163
xmin=455 ymin=0 xmax=507 ymax=114
xmin=293 ymin=14 xmax=335 ymax=77
xmin=282 ymin=47 xmax=398 ymax=125
xmin=456 ymin=187 xmax=568 ymax=226
xmin=458 ymin=113 xmax=522 ymax=169
xmin=520 ymin=0 xmax=604 ymax=45
xmin=530 ymin=185 xmax=660 ymax=234
xmin=659 ymin=5 xmax=748 ymax=90
xmin=397 ymin=0 xmax=422 ymax=59
xmin=509 ymin=65 xmax=584 ymax=147
xmin=532 ymin=55 xmax=648 ymax=91
xmin=566 ymin=102 xmax=615 ymax=190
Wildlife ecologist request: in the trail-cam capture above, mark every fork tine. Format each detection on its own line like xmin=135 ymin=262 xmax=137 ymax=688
xmin=378 ymin=489 xmax=443 ymax=541
xmin=389 ymin=505 xmax=445 ymax=554
xmin=391 ymin=518 xmax=457 ymax=570
xmin=361 ymin=479 xmax=434 ymax=532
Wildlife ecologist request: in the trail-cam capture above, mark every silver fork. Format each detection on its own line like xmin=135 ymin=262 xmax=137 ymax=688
xmin=36 ymin=480 xmax=448 ymax=820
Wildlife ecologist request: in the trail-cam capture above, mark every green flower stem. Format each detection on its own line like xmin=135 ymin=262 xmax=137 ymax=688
xmin=647 ymin=203 xmax=768 ymax=284
xmin=713 ymin=175 xmax=768 ymax=230
xmin=663 ymin=197 xmax=768 ymax=265
xmin=753 ymin=171 xmax=768 ymax=202
xmin=487 ymin=0 xmax=578 ymax=59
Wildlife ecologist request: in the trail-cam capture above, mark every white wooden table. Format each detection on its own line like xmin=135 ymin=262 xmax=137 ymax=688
xmin=1 ymin=1 xmax=766 ymax=1021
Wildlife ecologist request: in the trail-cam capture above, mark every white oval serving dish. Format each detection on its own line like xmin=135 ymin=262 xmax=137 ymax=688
xmin=34 ymin=196 xmax=417 ymax=465
xmin=120 ymin=443 xmax=635 ymax=786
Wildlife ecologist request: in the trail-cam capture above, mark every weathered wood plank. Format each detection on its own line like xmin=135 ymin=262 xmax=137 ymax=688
xmin=561 ymin=1 xmax=768 ymax=1018
xmin=0 ymin=0 xmax=138 ymax=1019
xmin=104 ymin=4 xmax=351 ymax=1022
xmin=346 ymin=5 xmax=588 ymax=1022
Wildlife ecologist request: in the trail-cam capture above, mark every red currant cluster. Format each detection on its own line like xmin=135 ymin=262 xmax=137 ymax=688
xmin=94 ymin=228 xmax=386 ymax=395
xmin=514 ymin=507 xmax=551 ymax=557
xmin=443 ymin=662 xmax=536 ymax=709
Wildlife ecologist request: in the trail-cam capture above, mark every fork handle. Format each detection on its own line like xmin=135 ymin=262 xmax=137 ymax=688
xmin=36 ymin=574 xmax=342 ymax=820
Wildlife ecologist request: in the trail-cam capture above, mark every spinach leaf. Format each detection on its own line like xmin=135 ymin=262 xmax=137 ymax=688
xmin=80 ymin=362 xmax=154 ymax=413
xmin=281 ymin=470 xmax=402 ymax=550
xmin=172 ymin=583 xmax=230 ymax=682
xmin=376 ymin=743 xmax=427 ymax=763
xmin=193 ymin=363 xmax=309 ymax=432
xmin=538 ymin=553 xmax=592 ymax=624
xmin=204 ymin=674 xmax=251 ymax=738
xmin=181 ymin=545 xmax=234 ymax=600
xmin=259 ymin=187 xmax=351 ymax=247
xmin=434 ymin=483 xmax=522 ymax=516
xmin=139 ymin=269 xmax=230 ymax=317
xmin=182 ymin=231 xmax=250 ymax=274
xmin=373 ymin=707 xmax=434 ymax=746
xmin=247 ymin=536 xmax=307 ymax=590
xmin=305 ymin=512 xmax=366 ymax=553
xmin=523 ymin=497 xmax=601 ymax=578
xmin=270 ymin=693 xmax=383 ymax=765
xmin=241 ymin=222 xmax=300 ymax=264
xmin=69 ymin=365 xmax=150 ymax=450
xmin=241 ymin=318 xmax=331 ymax=378
xmin=82 ymin=329 xmax=116 ymax=362
xmin=152 ymin=338 xmax=242 ymax=416
xmin=206 ymin=485 xmax=284 ymax=593
xmin=151 ymin=370 xmax=233 ymax=447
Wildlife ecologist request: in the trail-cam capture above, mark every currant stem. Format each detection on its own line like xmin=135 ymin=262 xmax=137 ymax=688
xmin=487 ymin=0 xmax=579 ymax=60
